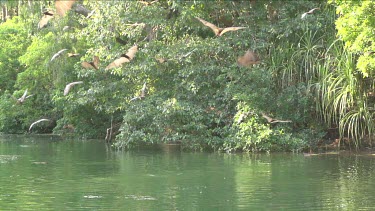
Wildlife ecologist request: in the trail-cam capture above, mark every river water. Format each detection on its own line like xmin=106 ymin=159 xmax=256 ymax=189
xmin=1 ymin=135 xmax=375 ymax=210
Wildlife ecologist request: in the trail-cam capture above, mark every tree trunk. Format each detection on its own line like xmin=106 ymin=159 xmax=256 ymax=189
xmin=2 ymin=5 xmax=7 ymax=22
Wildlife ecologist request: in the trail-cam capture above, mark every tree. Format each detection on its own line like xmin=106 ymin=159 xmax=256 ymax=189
xmin=0 ymin=0 xmax=346 ymax=151
xmin=0 ymin=16 xmax=29 ymax=92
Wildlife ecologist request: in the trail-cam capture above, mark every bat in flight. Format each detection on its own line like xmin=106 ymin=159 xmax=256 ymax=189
xmin=140 ymin=82 xmax=147 ymax=98
xmin=55 ymin=0 xmax=76 ymax=17
xmin=262 ymin=113 xmax=292 ymax=124
xmin=68 ymin=53 xmax=80 ymax=57
xmin=17 ymin=89 xmax=33 ymax=104
xmin=50 ymin=49 xmax=68 ymax=62
xmin=38 ymin=10 xmax=54 ymax=29
xmin=105 ymin=45 xmax=138 ymax=70
xmin=155 ymin=49 xmax=197 ymax=64
xmin=81 ymin=56 xmax=99 ymax=70
xmin=301 ymin=8 xmax=319 ymax=19
xmin=195 ymin=17 xmax=247 ymax=36
xmin=64 ymin=81 xmax=83 ymax=96
xmin=130 ymin=82 xmax=147 ymax=101
xmin=138 ymin=0 xmax=158 ymax=6
xmin=29 ymin=119 xmax=50 ymax=132
xmin=237 ymin=50 xmax=260 ymax=67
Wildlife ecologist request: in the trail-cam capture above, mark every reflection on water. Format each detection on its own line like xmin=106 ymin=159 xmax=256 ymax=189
xmin=1 ymin=135 xmax=375 ymax=210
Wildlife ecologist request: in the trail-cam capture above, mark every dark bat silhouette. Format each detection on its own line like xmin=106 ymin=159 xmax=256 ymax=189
xmin=43 ymin=11 xmax=54 ymax=16
xmin=74 ymin=4 xmax=91 ymax=17
xmin=64 ymin=81 xmax=83 ymax=96
xmin=262 ymin=113 xmax=292 ymax=124
xmin=195 ymin=17 xmax=247 ymax=36
xmin=237 ymin=50 xmax=260 ymax=67
xmin=29 ymin=119 xmax=50 ymax=132
xmin=301 ymin=8 xmax=319 ymax=19
xmin=38 ymin=10 xmax=54 ymax=29
xmin=81 ymin=56 xmax=99 ymax=70
xmin=116 ymin=37 xmax=128 ymax=45
xmin=55 ymin=0 xmax=76 ymax=17
xmin=105 ymin=45 xmax=138 ymax=70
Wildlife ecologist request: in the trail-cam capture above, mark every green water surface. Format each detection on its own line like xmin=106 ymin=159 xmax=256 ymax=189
xmin=0 ymin=135 xmax=375 ymax=210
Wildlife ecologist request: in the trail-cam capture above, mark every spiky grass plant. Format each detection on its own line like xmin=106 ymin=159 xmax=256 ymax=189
xmin=274 ymin=28 xmax=374 ymax=148
xmin=273 ymin=30 xmax=325 ymax=89
xmin=339 ymin=105 xmax=374 ymax=148
xmin=295 ymin=30 xmax=324 ymax=83
xmin=314 ymin=41 xmax=374 ymax=148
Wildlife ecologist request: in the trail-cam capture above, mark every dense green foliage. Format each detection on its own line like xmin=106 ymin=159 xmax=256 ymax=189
xmin=0 ymin=0 xmax=373 ymax=151
xmin=319 ymin=0 xmax=375 ymax=147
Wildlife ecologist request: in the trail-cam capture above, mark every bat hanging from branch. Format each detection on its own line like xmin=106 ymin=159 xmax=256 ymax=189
xmin=195 ymin=17 xmax=247 ymax=36
xmin=105 ymin=45 xmax=138 ymax=70
xmin=155 ymin=57 xmax=167 ymax=64
xmin=237 ymin=50 xmax=260 ymax=67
